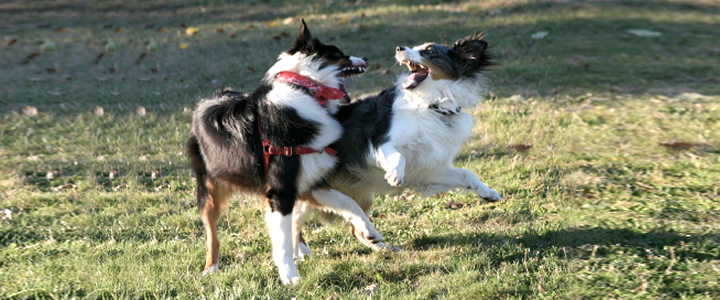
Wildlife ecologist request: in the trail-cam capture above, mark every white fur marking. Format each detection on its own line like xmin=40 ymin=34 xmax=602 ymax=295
xmin=265 ymin=211 xmax=300 ymax=285
xmin=201 ymin=264 xmax=219 ymax=276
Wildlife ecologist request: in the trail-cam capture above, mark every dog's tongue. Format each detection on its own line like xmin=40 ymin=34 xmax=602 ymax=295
xmin=339 ymin=83 xmax=350 ymax=104
xmin=403 ymin=68 xmax=429 ymax=89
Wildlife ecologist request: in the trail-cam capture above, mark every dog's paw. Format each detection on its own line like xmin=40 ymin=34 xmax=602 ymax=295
xmin=384 ymin=168 xmax=404 ymax=187
xmin=477 ymin=187 xmax=501 ymax=202
xmin=201 ymin=264 xmax=219 ymax=276
xmin=351 ymin=223 xmax=383 ymax=245
xmin=280 ymin=275 xmax=301 ymax=285
xmin=370 ymin=242 xmax=402 ymax=252
xmin=294 ymin=242 xmax=311 ymax=262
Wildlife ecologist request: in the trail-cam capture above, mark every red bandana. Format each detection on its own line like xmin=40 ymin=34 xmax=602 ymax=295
xmin=274 ymin=71 xmax=345 ymax=105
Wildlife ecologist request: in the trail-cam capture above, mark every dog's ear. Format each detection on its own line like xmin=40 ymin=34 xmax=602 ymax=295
xmin=289 ymin=18 xmax=314 ymax=53
xmin=451 ymin=32 xmax=488 ymax=62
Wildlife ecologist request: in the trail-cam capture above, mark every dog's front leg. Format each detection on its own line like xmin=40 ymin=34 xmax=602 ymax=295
xmin=265 ymin=208 xmax=300 ymax=285
xmin=375 ymin=142 xmax=406 ymax=187
xmin=423 ymin=168 xmax=501 ymax=202
xmin=310 ymin=188 xmax=389 ymax=250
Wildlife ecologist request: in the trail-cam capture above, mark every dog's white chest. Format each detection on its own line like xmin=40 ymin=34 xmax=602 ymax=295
xmin=389 ymin=108 xmax=473 ymax=170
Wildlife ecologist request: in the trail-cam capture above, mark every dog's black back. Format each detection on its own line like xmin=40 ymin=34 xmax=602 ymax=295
xmin=187 ymin=87 xmax=321 ymax=214
xmin=331 ymin=88 xmax=396 ymax=171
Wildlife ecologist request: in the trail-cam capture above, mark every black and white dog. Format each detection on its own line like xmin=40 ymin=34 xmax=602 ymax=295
xmin=297 ymin=33 xmax=502 ymax=255
xmin=186 ymin=20 xmax=372 ymax=284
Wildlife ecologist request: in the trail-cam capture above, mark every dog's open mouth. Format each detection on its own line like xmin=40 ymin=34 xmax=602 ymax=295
xmin=337 ymin=63 xmax=367 ymax=103
xmin=401 ymin=60 xmax=429 ymax=89
xmin=339 ymin=65 xmax=367 ymax=78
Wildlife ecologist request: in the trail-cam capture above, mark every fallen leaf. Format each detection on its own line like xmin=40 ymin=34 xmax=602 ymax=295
xmin=326 ymin=294 xmax=340 ymax=300
xmin=531 ymin=31 xmax=548 ymax=39
xmin=509 ymin=143 xmax=533 ymax=153
xmin=628 ymin=29 xmax=661 ymax=37
xmin=179 ymin=42 xmax=189 ymax=50
xmin=115 ymin=27 xmax=125 ymax=32
xmin=266 ymin=20 xmax=278 ymax=27
xmin=94 ymin=52 xmax=106 ymax=64
xmin=53 ymin=183 xmax=76 ymax=192
xmin=136 ymin=106 xmax=147 ymax=116
xmin=103 ymin=42 xmax=116 ymax=54
xmin=94 ymin=106 xmax=105 ymax=116
xmin=6 ymin=38 xmax=18 ymax=46
xmin=185 ymin=27 xmax=199 ymax=36
xmin=136 ymin=51 xmax=148 ymax=64
xmin=21 ymin=52 xmax=41 ymax=64
xmin=337 ymin=17 xmax=350 ymax=25
xmin=2 ymin=209 xmax=12 ymax=220
xmin=675 ymin=92 xmax=706 ymax=101
xmin=157 ymin=27 xmax=167 ymax=33
xmin=216 ymin=28 xmax=225 ymax=33
xmin=147 ymin=41 xmax=159 ymax=52
xmin=55 ymin=27 xmax=70 ymax=32
xmin=659 ymin=141 xmax=706 ymax=151
xmin=39 ymin=41 xmax=57 ymax=52
xmin=23 ymin=106 xmax=38 ymax=116
xmin=283 ymin=17 xmax=294 ymax=25
xmin=359 ymin=284 xmax=379 ymax=296
xmin=445 ymin=201 xmax=464 ymax=210
xmin=45 ymin=170 xmax=58 ymax=179
xmin=113 ymin=184 xmax=128 ymax=191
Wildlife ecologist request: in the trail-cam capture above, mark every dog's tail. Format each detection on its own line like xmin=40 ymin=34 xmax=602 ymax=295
xmin=186 ymin=135 xmax=209 ymax=211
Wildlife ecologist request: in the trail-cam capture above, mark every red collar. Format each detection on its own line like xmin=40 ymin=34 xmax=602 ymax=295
xmin=274 ymin=71 xmax=345 ymax=105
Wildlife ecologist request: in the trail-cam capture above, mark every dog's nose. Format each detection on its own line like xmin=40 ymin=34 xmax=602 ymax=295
xmin=396 ymin=46 xmax=406 ymax=52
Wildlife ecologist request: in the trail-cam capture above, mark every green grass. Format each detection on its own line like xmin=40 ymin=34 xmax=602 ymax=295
xmin=2 ymin=0 xmax=719 ymax=299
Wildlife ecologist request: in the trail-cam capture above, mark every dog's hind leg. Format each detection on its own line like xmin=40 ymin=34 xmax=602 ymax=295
xmin=199 ymin=179 xmax=230 ymax=275
xmin=292 ymin=202 xmax=312 ymax=261
xmin=422 ymin=168 xmax=501 ymax=202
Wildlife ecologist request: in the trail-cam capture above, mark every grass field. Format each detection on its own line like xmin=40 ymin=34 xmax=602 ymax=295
xmin=2 ymin=0 xmax=719 ymax=298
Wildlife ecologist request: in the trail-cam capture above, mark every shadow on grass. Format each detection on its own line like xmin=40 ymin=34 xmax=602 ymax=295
xmin=410 ymin=227 xmax=718 ymax=261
